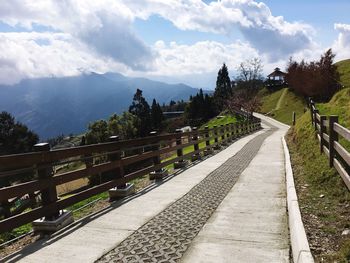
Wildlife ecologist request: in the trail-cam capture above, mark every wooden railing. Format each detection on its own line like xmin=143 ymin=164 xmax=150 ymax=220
xmin=309 ymin=98 xmax=350 ymax=190
xmin=0 ymin=119 xmax=261 ymax=234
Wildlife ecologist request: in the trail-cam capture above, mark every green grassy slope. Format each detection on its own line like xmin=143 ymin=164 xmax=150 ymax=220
xmin=336 ymin=59 xmax=350 ymax=89
xmin=286 ymin=59 xmax=350 ymax=261
xmin=287 ymin=111 xmax=350 ymax=261
xmin=316 ymin=88 xmax=350 ymax=152
xmin=259 ymin=88 xmax=285 ymax=114
xmin=200 ymin=114 xmax=237 ymax=129
xmin=259 ymin=88 xmax=306 ymax=125
xmin=317 ymin=88 xmax=350 ymax=127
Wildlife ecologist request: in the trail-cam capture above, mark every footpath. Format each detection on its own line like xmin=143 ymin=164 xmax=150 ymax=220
xmin=4 ymin=115 xmax=290 ymax=263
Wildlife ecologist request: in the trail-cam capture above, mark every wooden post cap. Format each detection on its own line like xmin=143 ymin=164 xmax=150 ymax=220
xmin=34 ymin=143 xmax=50 ymax=151
xmin=109 ymin=135 xmax=120 ymax=141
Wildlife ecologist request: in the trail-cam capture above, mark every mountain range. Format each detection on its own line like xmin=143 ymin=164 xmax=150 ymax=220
xmin=0 ymin=73 xmax=207 ymax=139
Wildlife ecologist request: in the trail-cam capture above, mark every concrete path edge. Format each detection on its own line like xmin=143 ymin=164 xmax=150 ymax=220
xmin=282 ymin=137 xmax=314 ymax=263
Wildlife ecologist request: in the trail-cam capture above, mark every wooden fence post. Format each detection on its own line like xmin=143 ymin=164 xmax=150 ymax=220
xmin=34 ymin=143 xmax=59 ymax=220
xmin=149 ymin=131 xmax=168 ymax=180
xmin=149 ymin=131 xmax=160 ymax=172
xmin=204 ymin=126 xmax=213 ymax=156
xmin=108 ymin=136 xmax=135 ymax=199
xmin=310 ymin=101 xmax=314 ymax=125
xmin=176 ymin=129 xmax=184 ymax=160
xmin=191 ymin=127 xmax=201 ymax=161
xmin=319 ymin=116 xmax=326 ymax=154
xmin=314 ymin=109 xmax=319 ymax=131
xmin=220 ymin=125 xmax=226 ymax=143
xmin=213 ymin=125 xmax=220 ymax=150
xmin=174 ymin=129 xmax=186 ymax=168
xmin=292 ymin=112 xmax=296 ymax=126
xmin=205 ymin=126 xmax=210 ymax=147
xmin=231 ymin=123 xmax=235 ymax=139
xmin=226 ymin=124 xmax=231 ymax=142
xmin=108 ymin=136 xmax=125 ymax=188
xmin=329 ymin=115 xmax=339 ymax=167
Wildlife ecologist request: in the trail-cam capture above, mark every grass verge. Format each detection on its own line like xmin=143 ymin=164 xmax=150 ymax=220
xmin=286 ymin=110 xmax=350 ymax=262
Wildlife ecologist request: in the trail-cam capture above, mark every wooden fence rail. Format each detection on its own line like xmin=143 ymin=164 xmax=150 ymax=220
xmin=0 ymin=119 xmax=261 ymax=234
xmin=309 ymin=98 xmax=350 ymax=190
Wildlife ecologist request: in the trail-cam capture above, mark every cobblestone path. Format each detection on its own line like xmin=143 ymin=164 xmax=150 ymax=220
xmin=97 ymin=126 xmax=274 ymax=263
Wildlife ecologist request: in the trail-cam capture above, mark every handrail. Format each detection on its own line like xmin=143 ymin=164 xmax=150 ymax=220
xmin=308 ymin=98 xmax=350 ymax=191
xmin=0 ymin=119 xmax=261 ymax=234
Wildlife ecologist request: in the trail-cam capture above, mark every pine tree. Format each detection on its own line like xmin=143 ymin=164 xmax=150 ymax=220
xmin=151 ymin=99 xmax=164 ymax=131
xmin=184 ymin=89 xmax=216 ymax=122
xmin=214 ymin=63 xmax=232 ymax=111
xmin=0 ymin=111 xmax=39 ymax=155
xmin=203 ymin=94 xmax=216 ymax=120
xmin=129 ymin=89 xmax=151 ymax=137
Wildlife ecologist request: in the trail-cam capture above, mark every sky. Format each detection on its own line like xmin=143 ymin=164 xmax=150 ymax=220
xmin=0 ymin=0 xmax=349 ymax=89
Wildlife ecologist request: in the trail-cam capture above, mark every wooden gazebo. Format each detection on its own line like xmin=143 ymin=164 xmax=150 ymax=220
xmin=267 ymin=68 xmax=286 ymax=81
xmin=265 ymin=68 xmax=287 ymax=89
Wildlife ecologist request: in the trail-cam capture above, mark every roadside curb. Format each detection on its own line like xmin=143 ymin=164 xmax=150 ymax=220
xmin=282 ymin=137 xmax=314 ymax=263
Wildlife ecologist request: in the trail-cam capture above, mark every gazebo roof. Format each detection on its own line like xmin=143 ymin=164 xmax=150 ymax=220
xmin=267 ymin=67 xmax=286 ymax=78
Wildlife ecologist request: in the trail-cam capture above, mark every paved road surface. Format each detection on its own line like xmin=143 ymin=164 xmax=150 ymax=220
xmin=4 ymin=114 xmax=289 ymax=263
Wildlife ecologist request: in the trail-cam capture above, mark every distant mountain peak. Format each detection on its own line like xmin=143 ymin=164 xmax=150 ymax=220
xmin=0 ymin=73 xmax=208 ymax=139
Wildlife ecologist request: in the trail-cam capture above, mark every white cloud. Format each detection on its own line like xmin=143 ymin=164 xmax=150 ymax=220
xmin=133 ymin=40 xmax=290 ymax=88
xmin=333 ymin=23 xmax=350 ymax=61
xmin=0 ymin=0 xmax=154 ymax=70
xmin=148 ymin=40 xmax=259 ymax=76
xmin=123 ymin=0 xmax=314 ymax=60
xmin=0 ymin=32 xmax=127 ymax=85
xmin=0 ymin=0 xmax=318 ymax=85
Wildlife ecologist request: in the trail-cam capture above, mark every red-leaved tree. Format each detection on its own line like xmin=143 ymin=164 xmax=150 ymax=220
xmin=286 ymin=49 xmax=340 ymax=102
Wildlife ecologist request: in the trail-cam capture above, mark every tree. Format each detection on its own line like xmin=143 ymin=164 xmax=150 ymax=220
xmin=0 ymin=112 xmax=39 ymax=197
xmin=236 ymin=58 xmax=264 ymax=92
xmin=0 ymin=111 xmax=39 ymax=155
xmin=203 ymin=94 xmax=216 ymax=120
xmin=184 ymin=89 xmax=216 ymax=124
xmin=84 ymin=112 xmax=140 ymax=145
xmin=214 ymin=63 xmax=232 ymax=111
xmin=108 ymin=112 xmax=139 ymax=139
xmin=286 ymin=49 xmax=340 ymax=101
xmin=85 ymin=120 xmax=109 ymax=144
xmin=161 ymin=99 xmax=187 ymax=112
xmin=129 ymin=89 xmax=152 ymax=137
xmin=151 ymin=99 xmax=164 ymax=131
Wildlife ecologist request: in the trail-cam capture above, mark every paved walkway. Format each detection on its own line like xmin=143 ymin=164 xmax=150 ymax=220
xmin=182 ymin=115 xmax=289 ymax=262
xmin=3 ymin=115 xmax=289 ymax=263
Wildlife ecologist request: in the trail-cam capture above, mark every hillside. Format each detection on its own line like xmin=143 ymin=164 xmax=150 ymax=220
xmin=285 ymin=59 xmax=350 ymax=261
xmin=336 ymin=59 xmax=350 ymax=89
xmin=259 ymin=59 xmax=350 ymax=127
xmin=316 ymin=58 xmax=350 ymax=127
xmin=259 ymin=88 xmax=306 ymax=125
xmin=286 ymin=88 xmax=350 ymax=261
xmin=0 ymin=73 xmax=204 ymax=139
